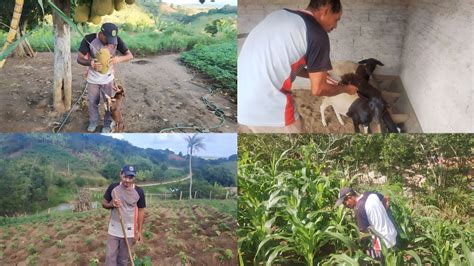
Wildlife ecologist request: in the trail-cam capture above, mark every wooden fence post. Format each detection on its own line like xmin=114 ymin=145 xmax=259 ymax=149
xmin=225 ymin=190 xmax=229 ymax=199
xmin=165 ymin=192 xmax=167 ymax=200
xmin=194 ymin=191 xmax=197 ymax=199
xmin=179 ymin=191 xmax=183 ymax=201
xmin=209 ymin=191 xmax=212 ymax=200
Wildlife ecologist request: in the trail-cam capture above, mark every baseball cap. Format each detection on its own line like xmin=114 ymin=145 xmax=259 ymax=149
xmin=335 ymin=187 xmax=355 ymax=207
xmin=101 ymin=23 xmax=118 ymax=45
xmin=122 ymin=165 xmax=136 ymax=177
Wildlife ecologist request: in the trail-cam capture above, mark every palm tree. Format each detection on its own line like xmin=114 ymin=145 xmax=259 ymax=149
xmin=185 ymin=134 xmax=206 ymax=199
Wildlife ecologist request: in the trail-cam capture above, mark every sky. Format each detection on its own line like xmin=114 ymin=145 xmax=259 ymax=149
xmin=162 ymin=0 xmax=237 ymax=6
xmin=103 ymin=133 xmax=237 ymax=158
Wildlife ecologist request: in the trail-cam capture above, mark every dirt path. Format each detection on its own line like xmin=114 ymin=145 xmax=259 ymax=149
xmin=0 ymin=53 xmax=236 ymax=133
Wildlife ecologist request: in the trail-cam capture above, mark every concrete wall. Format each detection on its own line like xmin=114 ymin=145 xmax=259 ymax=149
xmin=238 ymin=0 xmax=408 ymax=74
xmin=400 ymin=0 xmax=473 ymax=133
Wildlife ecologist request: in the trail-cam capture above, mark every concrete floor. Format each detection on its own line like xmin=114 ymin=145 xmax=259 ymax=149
xmin=373 ymin=74 xmax=422 ymax=133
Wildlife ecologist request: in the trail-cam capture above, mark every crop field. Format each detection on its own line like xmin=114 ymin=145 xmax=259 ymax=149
xmin=0 ymin=200 xmax=237 ymax=265
xmin=181 ymin=42 xmax=237 ymax=94
xmin=238 ymin=134 xmax=473 ymax=265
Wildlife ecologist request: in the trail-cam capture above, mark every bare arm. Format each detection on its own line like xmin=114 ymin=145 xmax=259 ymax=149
xmin=77 ymin=51 xmax=102 ymax=72
xmin=77 ymin=51 xmax=92 ymax=66
xmin=110 ymin=50 xmax=133 ymax=65
xmin=102 ymin=199 xmax=114 ymax=209
xmin=383 ymin=195 xmax=390 ymax=209
xmin=296 ymin=68 xmax=309 ymax=78
xmin=308 ymin=71 xmax=358 ymax=96
xmin=102 ymin=198 xmax=120 ymax=209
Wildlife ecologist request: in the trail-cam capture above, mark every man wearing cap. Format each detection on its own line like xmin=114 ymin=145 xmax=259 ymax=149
xmin=77 ymin=23 xmax=133 ymax=133
xmin=335 ymin=187 xmax=397 ymax=259
xmin=102 ymin=165 xmax=145 ymax=266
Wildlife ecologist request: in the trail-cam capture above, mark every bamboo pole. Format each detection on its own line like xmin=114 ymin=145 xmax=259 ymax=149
xmin=112 ymin=190 xmax=135 ymax=266
xmin=0 ymin=0 xmax=24 ymax=68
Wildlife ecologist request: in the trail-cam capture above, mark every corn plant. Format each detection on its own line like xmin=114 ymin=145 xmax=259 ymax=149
xmin=238 ymin=134 xmax=473 ymax=265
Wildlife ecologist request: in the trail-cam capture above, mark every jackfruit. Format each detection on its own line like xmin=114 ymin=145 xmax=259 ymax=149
xmin=96 ymin=48 xmax=111 ymax=74
xmin=114 ymin=0 xmax=125 ymax=11
xmin=125 ymin=0 xmax=135 ymax=4
xmin=74 ymin=4 xmax=90 ymax=23
xmin=88 ymin=15 xmax=102 ymax=25
xmin=92 ymin=0 xmax=113 ymax=16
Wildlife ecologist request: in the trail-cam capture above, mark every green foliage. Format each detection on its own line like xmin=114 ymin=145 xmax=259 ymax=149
xmin=238 ymin=134 xmax=473 ymax=265
xmin=0 ymin=2 xmax=236 ymax=57
xmin=133 ymin=255 xmax=152 ymax=266
xmin=101 ymin=163 xmax=121 ymax=180
xmin=74 ymin=175 xmax=86 ymax=187
xmin=26 ymin=243 xmax=37 ymax=255
xmin=181 ymin=42 xmax=237 ymax=93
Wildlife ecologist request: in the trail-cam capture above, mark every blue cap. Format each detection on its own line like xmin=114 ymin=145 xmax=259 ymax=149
xmin=122 ymin=165 xmax=136 ymax=177
xmin=335 ymin=187 xmax=355 ymax=207
xmin=101 ymin=23 xmax=118 ymax=45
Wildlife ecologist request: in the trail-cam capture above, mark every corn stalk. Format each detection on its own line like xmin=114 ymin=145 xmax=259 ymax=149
xmin=0 ymin=0 xmax=24 ymax=68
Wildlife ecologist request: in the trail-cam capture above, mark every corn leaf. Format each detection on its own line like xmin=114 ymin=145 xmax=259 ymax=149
xmin=0 ymin=34 xmax=30 ymax=61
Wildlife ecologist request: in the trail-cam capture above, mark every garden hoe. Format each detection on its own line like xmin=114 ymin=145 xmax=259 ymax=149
xmin=113 ymin=190 xmax=135 ymax=266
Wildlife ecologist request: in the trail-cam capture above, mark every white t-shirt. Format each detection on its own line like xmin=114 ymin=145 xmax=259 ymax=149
xmin=238 ymin=9 xmax=332 ymax=127
xmin=364 ymin=194 xmax=398 ymax=248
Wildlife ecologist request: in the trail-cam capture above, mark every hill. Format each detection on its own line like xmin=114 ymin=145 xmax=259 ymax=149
xmin=0 ymin=134 xmax=236 ymax=215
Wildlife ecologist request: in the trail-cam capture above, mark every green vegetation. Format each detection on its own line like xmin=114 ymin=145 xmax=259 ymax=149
xmin=0 ymin=3 xmax=236 ymax=56
xmin=192 ymin=199 xmax=236 ymax=218
xmin=238 ymin=134 xmax=473 ymax=265
xmin=0 ymin=134 xmax=235 ymax=216
xmin=181 ymin=42 xmax=237 ymax=93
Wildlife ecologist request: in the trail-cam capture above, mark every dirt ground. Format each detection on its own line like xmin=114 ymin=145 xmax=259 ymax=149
xmin=0 ymin=202 xmax=237 ymax=265
xmin=0 ymin=53 xmax=237 ymax=133
xmin=293 ymin=89 xmax=355 ymax=133
xmin=292 ymin=74 xmax=417 ymax=133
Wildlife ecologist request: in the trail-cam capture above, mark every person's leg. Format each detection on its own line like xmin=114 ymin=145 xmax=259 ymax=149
xmin=87 ymin=83 xmax=101 ymax=132
xmin=105 ymin=235 xmax=120 ymax=266
xmin=101 ymin=82 xmax=114 ymax=132
xmin=117 ymin=237 xmax=135 ymax=266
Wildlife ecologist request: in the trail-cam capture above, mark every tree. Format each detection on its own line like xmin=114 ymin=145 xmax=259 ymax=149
xmin=1 ymin=0 xmax=53 ymax=65
xmin=0 ymin=0 xmax=25 ymax=67
xmin=185 ymin=134 xmax=206 ymax=199
xmin=102 ymin=163 xmax=121 ymax=180
xmin=52 ymin=0 xmax=72 ymax=112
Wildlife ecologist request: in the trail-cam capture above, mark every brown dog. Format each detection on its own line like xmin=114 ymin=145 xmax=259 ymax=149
xmin=105 ymin=84 xmax=125 ymax=132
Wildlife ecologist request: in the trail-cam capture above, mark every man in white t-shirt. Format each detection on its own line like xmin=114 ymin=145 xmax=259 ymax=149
xmin=335 ymin=187 xmax=398 ymax=259
xmin=102 ymin=165 xmax=146 ymax=266
xmin=238 ymin=0 xmax=358 ymax=133
xmin=77 ymin=23 xmax=133 ymax=133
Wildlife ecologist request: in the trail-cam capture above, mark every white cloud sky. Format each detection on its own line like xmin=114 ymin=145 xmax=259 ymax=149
xmin=103 ymin=133 xmax=237 ymax=158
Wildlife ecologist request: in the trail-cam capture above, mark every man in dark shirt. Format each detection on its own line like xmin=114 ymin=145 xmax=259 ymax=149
xmin=335 ymin=187 xmax=397 ymax=259
xmin=102 ymin=165 xmax=145 ymax=266
xmin=77 ymin=23 xmax=133 ymax=133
